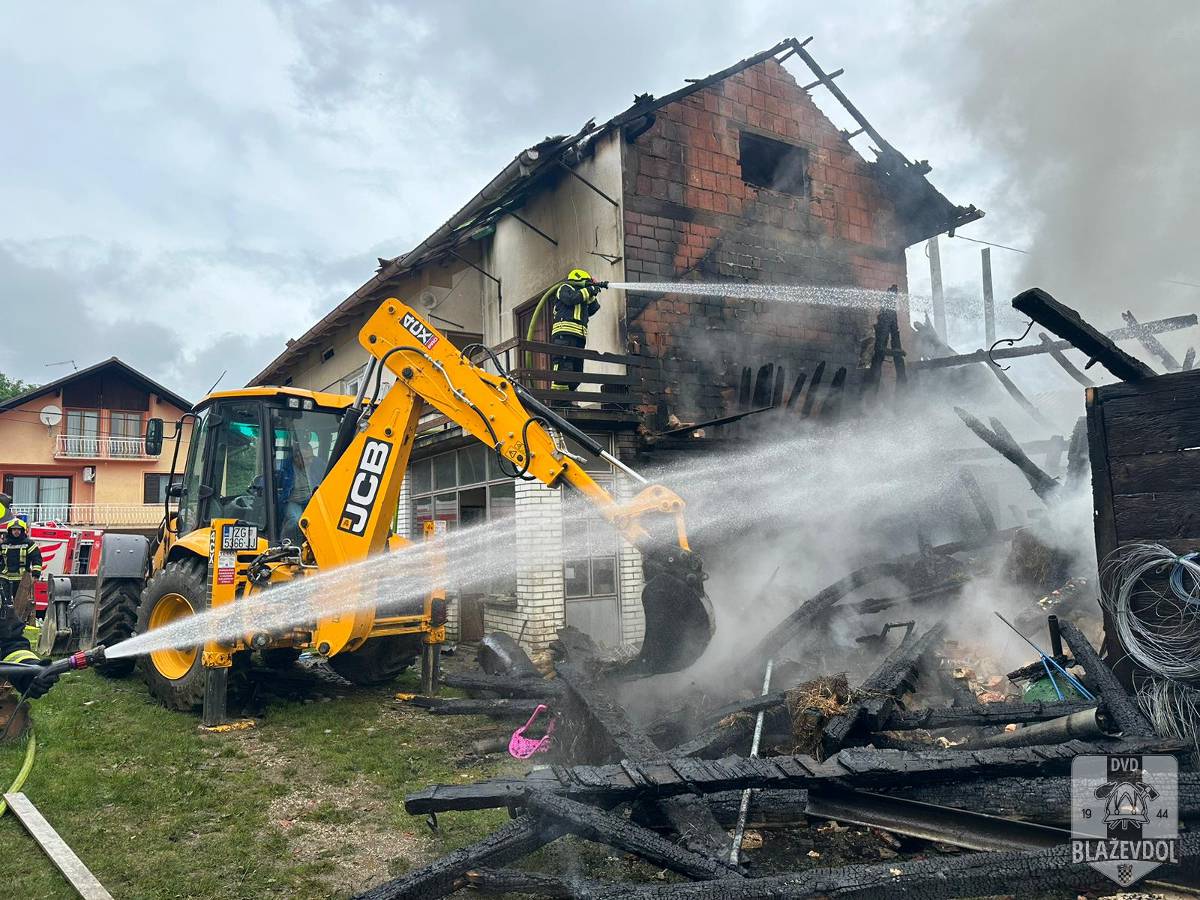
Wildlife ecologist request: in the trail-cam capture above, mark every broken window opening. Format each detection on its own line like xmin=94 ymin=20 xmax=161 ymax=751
xmin=738 ymin=132 xmax=809 ymax=197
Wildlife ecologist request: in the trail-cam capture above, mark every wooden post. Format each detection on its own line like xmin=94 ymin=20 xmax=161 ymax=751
xmin=981 ymin=247 xmax=995 ymax=346
xmin=928 ymin=236 xmax=947 ymax=342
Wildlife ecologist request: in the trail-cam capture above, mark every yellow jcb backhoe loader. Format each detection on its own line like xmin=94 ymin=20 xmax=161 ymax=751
xmin=46 ymin=292 xmax=714 ymax=723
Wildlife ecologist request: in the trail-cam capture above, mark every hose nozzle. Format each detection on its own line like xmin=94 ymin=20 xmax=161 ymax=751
xmin=67 ymin=645 xmax=106 ymax=671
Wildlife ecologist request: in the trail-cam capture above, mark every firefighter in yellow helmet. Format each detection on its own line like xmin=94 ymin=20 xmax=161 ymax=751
xmin=0 ymin=492 xmax=59 ymax=699
xmin=549 ymin=268 xmax=604 ymax=399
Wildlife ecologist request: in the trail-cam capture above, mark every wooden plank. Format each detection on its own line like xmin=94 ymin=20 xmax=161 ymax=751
xmin=1100 ymin=404 xmax=1200 ymax=457
xmin=523 ymin=791 xmax=730 ymax=879
xmin=1055 ymin=621 xmax=1155 ymax=737
xmin=1109 ymin=449 xmax=1200 ymax=494
xmin=522 ymin=387 xmax=630 ymax=404
xmin=3 ymin=792 xmax=114 ymax=900
xmin=1088 ymin=366 xmax=1200 ymax=403
xmin=914 ymin=314 xmax=1198 ymax=370
xmin=1038 ymin=333 xmax=1094 ymax=386
xmin=510 ymin=369 xmax=641 ymax=385
xmin=516 ymin=339 xmax=647 ymax=368
xmin=1113 ymin=490 xmax=1200 ymax=541
xmin=1011 ymin=288 xmax=1156 ymax=381
xmin=1123 ymin=309 xmax=1181 ymax=371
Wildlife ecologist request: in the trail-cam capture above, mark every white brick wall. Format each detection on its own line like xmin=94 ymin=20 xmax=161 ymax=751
xmin=614 ymin=473 xmax=646 ymax=649
xmin=483 ymin=478 xmax=566 ymax=651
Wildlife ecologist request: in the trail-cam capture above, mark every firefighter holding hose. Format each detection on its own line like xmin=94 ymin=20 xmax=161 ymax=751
xmin=0 ymin=493 xmax=59 ymax=699
xmin=549 ymin=268 xmax=604 ymax=401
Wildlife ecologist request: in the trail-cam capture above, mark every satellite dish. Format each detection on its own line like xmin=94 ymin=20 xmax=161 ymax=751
xmin=418 ymin=289 xmax=442 ymax=312
xmin=39 ymin=404 xmax=62 ymax=427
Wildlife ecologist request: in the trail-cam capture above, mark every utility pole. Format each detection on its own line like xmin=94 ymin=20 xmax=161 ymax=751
xmin=981 ymin=247 xmax=996 ymax=346
xmin=928 ymin=236 xmax=946 ymax=342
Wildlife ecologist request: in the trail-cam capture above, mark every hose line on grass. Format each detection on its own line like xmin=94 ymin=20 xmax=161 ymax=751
xmin=0 ymin=730 xmax=37 ymax=817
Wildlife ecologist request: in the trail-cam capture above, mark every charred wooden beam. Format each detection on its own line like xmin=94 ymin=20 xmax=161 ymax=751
xmin=1005 ymin=656 xmax=1074 ymax=683
xmin=752 ymin=532 xmax=1013 ymax=662
xmin=354 ymin=815 xmax=567 ymax=900
xmin=1056 ymin=619 xmax=1155 ymax=737
xmin=1064 ymin=415 xmax=1090 ymax=491
xmin=555 ymin=662 xmax=734 ymax=861
xmin=1012 ymin=287 xmax=1156 ymax=381
xmin=852 ymin=579 xmax=967 ymax=615
xmin=440 ymin=672 xmax=561 ymax=698
xmin=1123 ymin=309 xmax=1181 ymax=371
xmin=988 ymin=362 xmax=1054 ymax=429
xmin=462 ymin=869 xmax=582 ymax=899
xmin=881 ymin=699 xmax=1092 ymax=730
xmin=953 ymin=407 xmax=1059 ymax=501
xmin=821 ymin=366 xmax=848 ymax=419
xmin=570 ymin=830 xmax=1200 ymax=898
xmin=670 ymin=706 xmax=792 ymax=760
xmin=405 ymin=696 xmax=543 ymax=719
xmin=915 ymin=313 xmax=1197 ymax=370
xmin=1038 ymin=332 xmax=1095 ymax=386
xmin=821 ymin=624 xmax=944 ymax=755
xmin=692 ymin=771 xmax=1200 ymax=828
xmin=799 ymin=360 xmax=826 ymax=417
xmin=524 ymin=791 xmax=733 ymax=880
xmin=404 ymin=737 xmax=1182 ymax=814
xmin=958 ymin=468 xmax=996 ymax=532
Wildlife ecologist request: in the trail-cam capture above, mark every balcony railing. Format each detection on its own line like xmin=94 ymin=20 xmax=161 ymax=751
xmin=12 ymin=503 xmax=164 ymax=529
xmin=55 ymin=434 xmax=150 ymax=460
xmin=417 ymin=339 xmax=646 ymax=435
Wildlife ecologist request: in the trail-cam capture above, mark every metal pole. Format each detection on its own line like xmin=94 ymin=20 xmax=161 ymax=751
xmin=729 ymin=658 xmax=773 ymax=865
xmin=928 ymin=236 xmax=946 ymax=343
xmin=982 ymin=247 xmax=996 ymax=346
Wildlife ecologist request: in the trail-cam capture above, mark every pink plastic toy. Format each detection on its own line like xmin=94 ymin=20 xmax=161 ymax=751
xmin=509 ymin=704 xmax=555 ymax=758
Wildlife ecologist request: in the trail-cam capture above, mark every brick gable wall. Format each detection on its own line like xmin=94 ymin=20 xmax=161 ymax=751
xmin=622 ymin=58 xmax=908 ymax=426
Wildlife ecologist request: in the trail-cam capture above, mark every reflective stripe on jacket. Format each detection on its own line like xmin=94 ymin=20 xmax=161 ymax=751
xmin=0 ymin=540 xmax=42 ymax=582
xmin=550 ymin=282 xmax=600 ymax=338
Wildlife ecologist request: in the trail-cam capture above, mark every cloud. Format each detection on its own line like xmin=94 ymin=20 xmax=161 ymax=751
xmin=2 ymin=0 xmax=1193 ymax=403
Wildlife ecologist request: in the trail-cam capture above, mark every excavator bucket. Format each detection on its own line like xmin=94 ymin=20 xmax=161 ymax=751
xmin=633 ymin=546 xmax=715 ymax=673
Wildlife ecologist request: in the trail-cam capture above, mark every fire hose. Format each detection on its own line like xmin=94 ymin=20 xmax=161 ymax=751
xmin=0 ymin=646 xmax=107 ymax=815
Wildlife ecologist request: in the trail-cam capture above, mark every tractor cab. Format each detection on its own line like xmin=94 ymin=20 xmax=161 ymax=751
xmin=155 ymin=389 xmax=353 ymax=548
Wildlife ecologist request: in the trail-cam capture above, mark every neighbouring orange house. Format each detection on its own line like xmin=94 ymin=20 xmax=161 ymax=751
xmin=0 ymin=358 xmax=191 ymax=532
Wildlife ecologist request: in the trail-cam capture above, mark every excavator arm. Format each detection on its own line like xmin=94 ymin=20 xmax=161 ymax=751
xmin=300 ymin=298 xmax=713 ymax=673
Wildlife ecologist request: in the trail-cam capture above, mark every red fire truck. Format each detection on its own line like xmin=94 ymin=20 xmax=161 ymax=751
xmin=27 ymin=523 xmax=103 ymax=615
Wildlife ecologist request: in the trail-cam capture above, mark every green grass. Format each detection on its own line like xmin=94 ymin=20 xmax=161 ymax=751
xmin=0 ymin=669 xmax=520 ymax=899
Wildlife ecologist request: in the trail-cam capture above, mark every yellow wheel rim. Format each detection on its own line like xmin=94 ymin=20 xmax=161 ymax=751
xmin=148 ymin=592 xmax=197 ymax=681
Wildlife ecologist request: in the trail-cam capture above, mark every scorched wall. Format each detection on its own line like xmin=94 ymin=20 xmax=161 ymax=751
xmin=622 ymin=58 xmax=909 ymax=426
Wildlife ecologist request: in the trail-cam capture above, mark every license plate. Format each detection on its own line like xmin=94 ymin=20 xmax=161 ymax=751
xmin=222 ymin=525 xmax=258 ymax=551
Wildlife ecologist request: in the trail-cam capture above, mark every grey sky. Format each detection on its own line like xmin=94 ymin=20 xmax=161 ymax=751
xmin=2 ymin=2 xmax=1196 ymax=399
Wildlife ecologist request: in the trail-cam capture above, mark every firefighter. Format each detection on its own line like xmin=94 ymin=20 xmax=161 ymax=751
xmin=549 ymin=268 xmax=603 ymax=399
xmin=0 ymin=495 xmax=58 ymax=699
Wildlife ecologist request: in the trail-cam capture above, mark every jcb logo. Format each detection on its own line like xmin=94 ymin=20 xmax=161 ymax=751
xmin=338 ymin=439 xmax=392 ymax=535
xmin=402 ymin=312 xmax=439 ymax=349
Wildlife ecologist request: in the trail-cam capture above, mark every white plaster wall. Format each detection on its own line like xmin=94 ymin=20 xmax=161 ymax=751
xmin=482 ymin=131 xmax=629 ymax=378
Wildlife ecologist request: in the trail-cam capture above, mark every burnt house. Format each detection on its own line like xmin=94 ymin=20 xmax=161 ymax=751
xmin=250 ymin=38 xmax=980 ymax=650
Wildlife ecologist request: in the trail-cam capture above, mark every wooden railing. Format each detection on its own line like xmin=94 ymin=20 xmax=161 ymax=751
xmin=417 ymin=339 xmax=648 ymax=433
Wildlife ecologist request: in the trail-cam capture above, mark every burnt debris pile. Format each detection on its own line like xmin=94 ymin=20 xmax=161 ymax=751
xmin=354 ymin=288 xmax=1200 ymax=899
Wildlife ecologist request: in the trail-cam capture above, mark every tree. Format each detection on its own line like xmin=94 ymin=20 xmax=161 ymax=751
xmin=0 ymin=373 xmax=36 ymax=403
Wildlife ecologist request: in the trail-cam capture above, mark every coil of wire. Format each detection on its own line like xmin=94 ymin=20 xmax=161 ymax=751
xmin=1099 ymin=542 xmax=1200 ymax=681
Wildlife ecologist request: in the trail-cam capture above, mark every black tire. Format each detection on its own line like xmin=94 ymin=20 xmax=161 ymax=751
xmin=328 ymin=635 xmax=421 ymax=686
xmin=136 ymin=558 xmax=209 ymax=711
xmin=92 ymin=577 xmax=143 ymax=677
